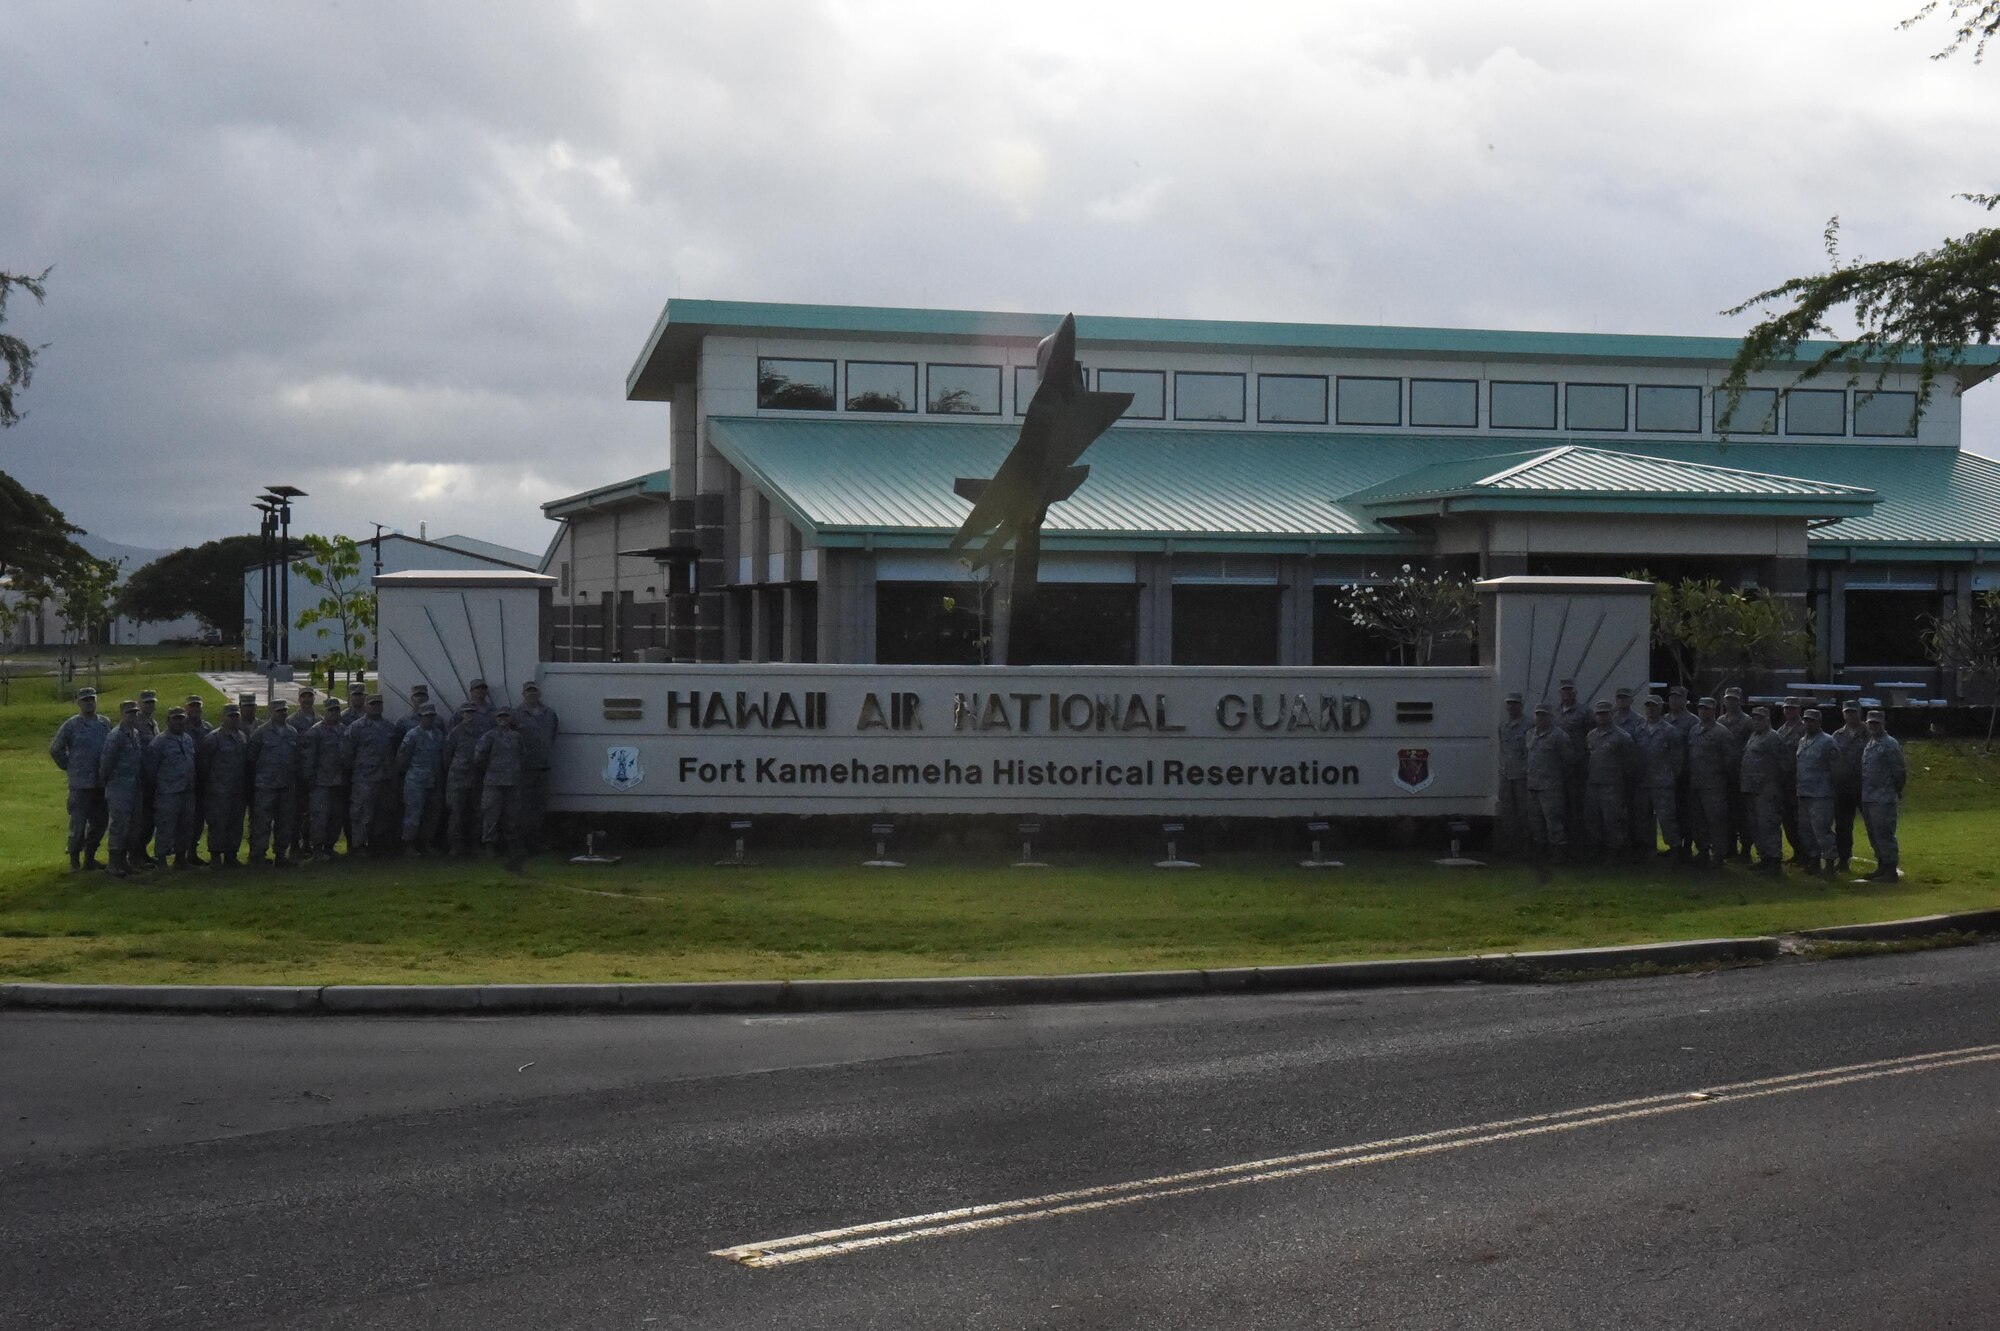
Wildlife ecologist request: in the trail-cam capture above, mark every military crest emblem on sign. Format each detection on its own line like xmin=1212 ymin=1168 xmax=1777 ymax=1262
xmin=1394 ymin=748 xmax=1433 ymax=794
xmin=604 ymin=746 xmax=644 ymax=791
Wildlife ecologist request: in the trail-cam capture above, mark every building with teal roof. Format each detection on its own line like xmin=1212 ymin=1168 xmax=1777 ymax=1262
xmin=580 ymin=299 xmax=2000 ymax=697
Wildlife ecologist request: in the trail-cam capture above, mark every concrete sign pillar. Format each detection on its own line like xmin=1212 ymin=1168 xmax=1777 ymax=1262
xmin=375 ymin=570 xmax=556 ymax=712
xmin=1479 ymin=576 xmax=1654 ymax=715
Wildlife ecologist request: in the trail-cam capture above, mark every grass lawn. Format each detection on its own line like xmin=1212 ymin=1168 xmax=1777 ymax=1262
xmin=4 ymin=657 xmax=1999 ymax=986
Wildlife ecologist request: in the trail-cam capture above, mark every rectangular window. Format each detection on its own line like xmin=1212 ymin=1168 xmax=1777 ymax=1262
xmin=844 ymin=361 xmax=916 ymax=413
xmin=1634 ymin=385 xmax=1701 ymax=433
xmin=1409 ymin=378 xmax=1478 ymax=428
xmin=1845 ymin=589 xmax=1941 ymax=666
xmin=1490 ymin=381 xmax=1557 ymax=430
xmin=558 ymin=561 xmax=570 ymax=596
xmin=1174 ymin=372 xmax=1245 ymax=422
xmin=1257 ymin=374 xmax=1328 ymax=424
xmin=1565 ymin=383 xmax=1628 ymax=432
xmin=1785 ymin=389 xmax=1846 ymax=436
xmin=926 ymin=363 xmax=1002 ymax=415
xmin=1714 ymin=387 xmax=1779 ymax=434
xmin=1014 ymin=365 xmax=1039 ymax=415
xmin=1853 ymin=389 xmax=1920 ymax=438
xmin=1168 ymin=367 xmax=1240 ymax=419
xmin=1172 ymin=585 xmax=1279 ymax=665
xmin=757 ymin=358 xmax=836 ymax=411
xmin=1098 ymin=369 xmax=1166 ymax=420
xmin=1335 ymin=376 xmax=1403 ymax=426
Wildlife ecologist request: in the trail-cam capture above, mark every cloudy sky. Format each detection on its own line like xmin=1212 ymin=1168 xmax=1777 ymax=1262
xmin=3 ymin=1 xmax=1996 ymax=560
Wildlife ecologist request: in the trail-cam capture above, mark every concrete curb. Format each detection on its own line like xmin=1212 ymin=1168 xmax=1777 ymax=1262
xmin=1795 ymin=907 xmax=2000 ymax=944
xmin=0 ymin=933 xmax=1800 ymax=1016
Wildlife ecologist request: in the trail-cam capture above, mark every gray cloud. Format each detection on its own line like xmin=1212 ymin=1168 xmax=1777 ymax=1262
xmin=3 ymin=0 xmax=1996 ymax=558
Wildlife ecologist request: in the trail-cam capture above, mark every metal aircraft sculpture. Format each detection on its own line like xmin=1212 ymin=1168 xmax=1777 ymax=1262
xmin=947 ymin=313 xmax=1131 ymax=649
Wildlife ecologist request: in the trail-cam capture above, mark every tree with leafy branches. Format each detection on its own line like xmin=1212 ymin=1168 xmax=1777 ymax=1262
xmin=117 ymin=534 xmax=273 ymax=642
xmin=1922 ymin=589 xmax=2000 ymax=744
xmin=1645 ymin=576 xmax=1815 ymax=692
xmin=1719 ymin=3 xmax=2000 ymax=423
xmin=293 ymin=534 xmax=376 ymax=687
xmin=54 ymin=555 xmax=121 ymax=695
xmin=1 ymin=266 xmax=49 ymax=429
xmin=1333 ymin=564 xmax=1478 ymax=666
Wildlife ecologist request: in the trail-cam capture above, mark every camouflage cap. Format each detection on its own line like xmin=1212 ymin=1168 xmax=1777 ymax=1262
xmin=1504 ymin=692 xmax=1523 ymax=704
xmin=1803 ymin=707 xmax=1822 ymax=721
xmin=297 ymin=686 xmax=316 ymax=699
xmin=496 ymin=706 xmax=513 ymax=717
xmin=271 ymin=698 xmax=289 ymax=710
xmin=323 ymin=697 xmax=342 ymax=711
xmin=410 ymin=683 xmax=429 ymax=695
xmin=348 ymin=682 xmax=366 ymax=694
xmin=419 ymin=702 xmax=437 ymax=716
xmin=139 ymin=689 xmax=157 ymax=702
xmin=1867 ymin=709 xmax=1886 ymax=722
xmin=1558 ymin=678 xmax=1577 ymax=690
xmin=1843 ymin=701 xmax=1863 ymax=713
xmin=1644 ymin=694 xmax=1664 ymax=707
xmin=186 ymin=694 xmax=204 ymax=705
xmin=167 ymin=707 xmax=186 ymax=719
xmin=1614 ymin=686 xmax=1633 ymax=699
xmin=365 ymin=695 xmax=383 ymax=706
xmin=222 ymin=704 xmax=241 ymax=716
xmin=1751 ymin=705 xmax=1771 ymax=718
xmin=1784 ymin=696 xmax=1804 ymax=708
xmin=1697 ymin=696 xmax=1719 ymax=709
xmin=75 ymin=687 xmax=96 ymax=700
xmin=120 ymin=700 xmax=139 ymax=714
xmin=468 ymin=678 xmax=487 ymax=690
xmin=1593 ymin=700 xmax=1613 ymax=713
xmin=1533 ymin=702 xmax=1553 ymax=715
xmin=1723 ymin=686 xmax=1744 ymax=699
xmin=1667 ymin=684 xmax=1688 ymax=697
xmin=238 ymin=692 xmax=256 ymax=706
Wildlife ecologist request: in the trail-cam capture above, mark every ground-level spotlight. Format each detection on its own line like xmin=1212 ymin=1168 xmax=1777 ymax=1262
xmin=716 ymin=818 xmax=756 ymax=868
xmin=863 ymin=821 xmax=904 ymax=868
xmin=1013 ymin=819 xmax=1048 ymax=868
xmin=1300 ymin=818 xmax=1343 ymax=869
xmin=1434 ymin=819 xmax=1484 ymax=868
xmin=570 ymin=830 xmax=621 ymax=865
xmin=1155 ymin=820 xmax=1199 ymax=869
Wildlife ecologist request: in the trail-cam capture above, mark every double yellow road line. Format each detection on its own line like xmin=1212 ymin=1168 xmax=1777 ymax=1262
xmin=714 ymin=1041 xmax=2000 ymax=1269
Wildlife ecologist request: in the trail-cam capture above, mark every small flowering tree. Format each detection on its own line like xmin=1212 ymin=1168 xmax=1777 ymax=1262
xmin=1334 ymin=564 xmax=1478 ymax=666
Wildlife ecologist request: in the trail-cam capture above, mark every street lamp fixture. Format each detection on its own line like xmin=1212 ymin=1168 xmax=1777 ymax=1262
xmin=261 ymin=486 xmax=305 ymax=665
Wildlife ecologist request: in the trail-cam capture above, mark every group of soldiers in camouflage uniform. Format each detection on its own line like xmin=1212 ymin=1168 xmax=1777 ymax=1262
xmin=1496 ymin=679 xmax=1908 ymax=880
xmin=49 ymin=676 xmax=560 ymax=876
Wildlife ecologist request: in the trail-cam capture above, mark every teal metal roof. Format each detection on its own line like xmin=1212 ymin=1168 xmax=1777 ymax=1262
xmin=703 ymin=416 xmax=2000 ymax=559
xmin=628 ymin=298 xmax=2000 ymax=401
xmin=542 ymin=468 xmax=671 ymax=519
xmin=1343 ymin=445 xmax=1879 ymax=519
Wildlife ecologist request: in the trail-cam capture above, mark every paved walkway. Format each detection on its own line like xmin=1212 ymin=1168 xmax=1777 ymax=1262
xmin=199 ymin=671 xmax=372 ymax=708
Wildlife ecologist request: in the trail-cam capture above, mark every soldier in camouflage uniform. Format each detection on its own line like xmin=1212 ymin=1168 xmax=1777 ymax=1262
xmin=443 ymin=701 xmax=483 ymax=855
xmin=1523 ymin=702 xmax=1570 ymax=864
xmin=302 ymin=698 xmax=350 ymax=859
xmin=199 ymin=704 xmax=250 ymax=868
xmin=475 ymin=706 xmax=526 ymax=865
xmin=397 ymin=703 xmax=447 ymax=854
xmin=515 ymin=680 xmax=558 ymax=852
xmin=1859 ymin=711 xmax=1908 ymax=883
xmin=1556 ymin=679 xmax=1592 ymax=851
xmin=49 ymin=687 xmax=112 ymax=872
xmin=144 ymin=708 xmax=199 ymax=870
xmin=98 ymin=701 xmax=146 ymax=878
xmin=1495 ymin=693 xmax=1531 ymax=857
xmin=131 ymin=688 xmax=161 ymax=866
xmin=343 ymin=695 xmax=401 ymax=857
xmin=288 ymin=687 xmax=319 ymax=858
xmin=1738 ymin=706 xmax=1789 ymax=874
xmin=1831 ymin=702 xmax=1868 ymax=873
xmin=1583 ymin=700 xmax=1634 ymax=860
xmin=1632 ymin=695 xmax=1686 ymax=860
xmin=1664 ymin=686 xmax=1698 ymax=856
xmin=244 ymin=699 xmax=301 ymax=868
xmin=1776 ymin=698 xmax=1805 ymax=860
xmin=1793 ymin=708 xmax=1839 ymax=876
xmin=1687 ymin=697 xmax=1739 ymax=869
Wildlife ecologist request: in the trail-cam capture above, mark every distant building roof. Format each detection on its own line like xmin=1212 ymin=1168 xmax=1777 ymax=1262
xmin=542 ymin=469 xmax=672 ymax=519
xmin=430 ymin=534 xmax=540 ymax=567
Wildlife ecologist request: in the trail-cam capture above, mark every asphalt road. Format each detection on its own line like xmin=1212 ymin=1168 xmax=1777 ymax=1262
xmin=6 ymin=948 xmax=2000 ymax=1330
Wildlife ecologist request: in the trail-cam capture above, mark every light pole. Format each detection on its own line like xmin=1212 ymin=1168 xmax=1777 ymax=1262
xmin=264 ymin=486 xmax=306 ymax=665
xmin=253 ymin=498 xmax=277 ymax=665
